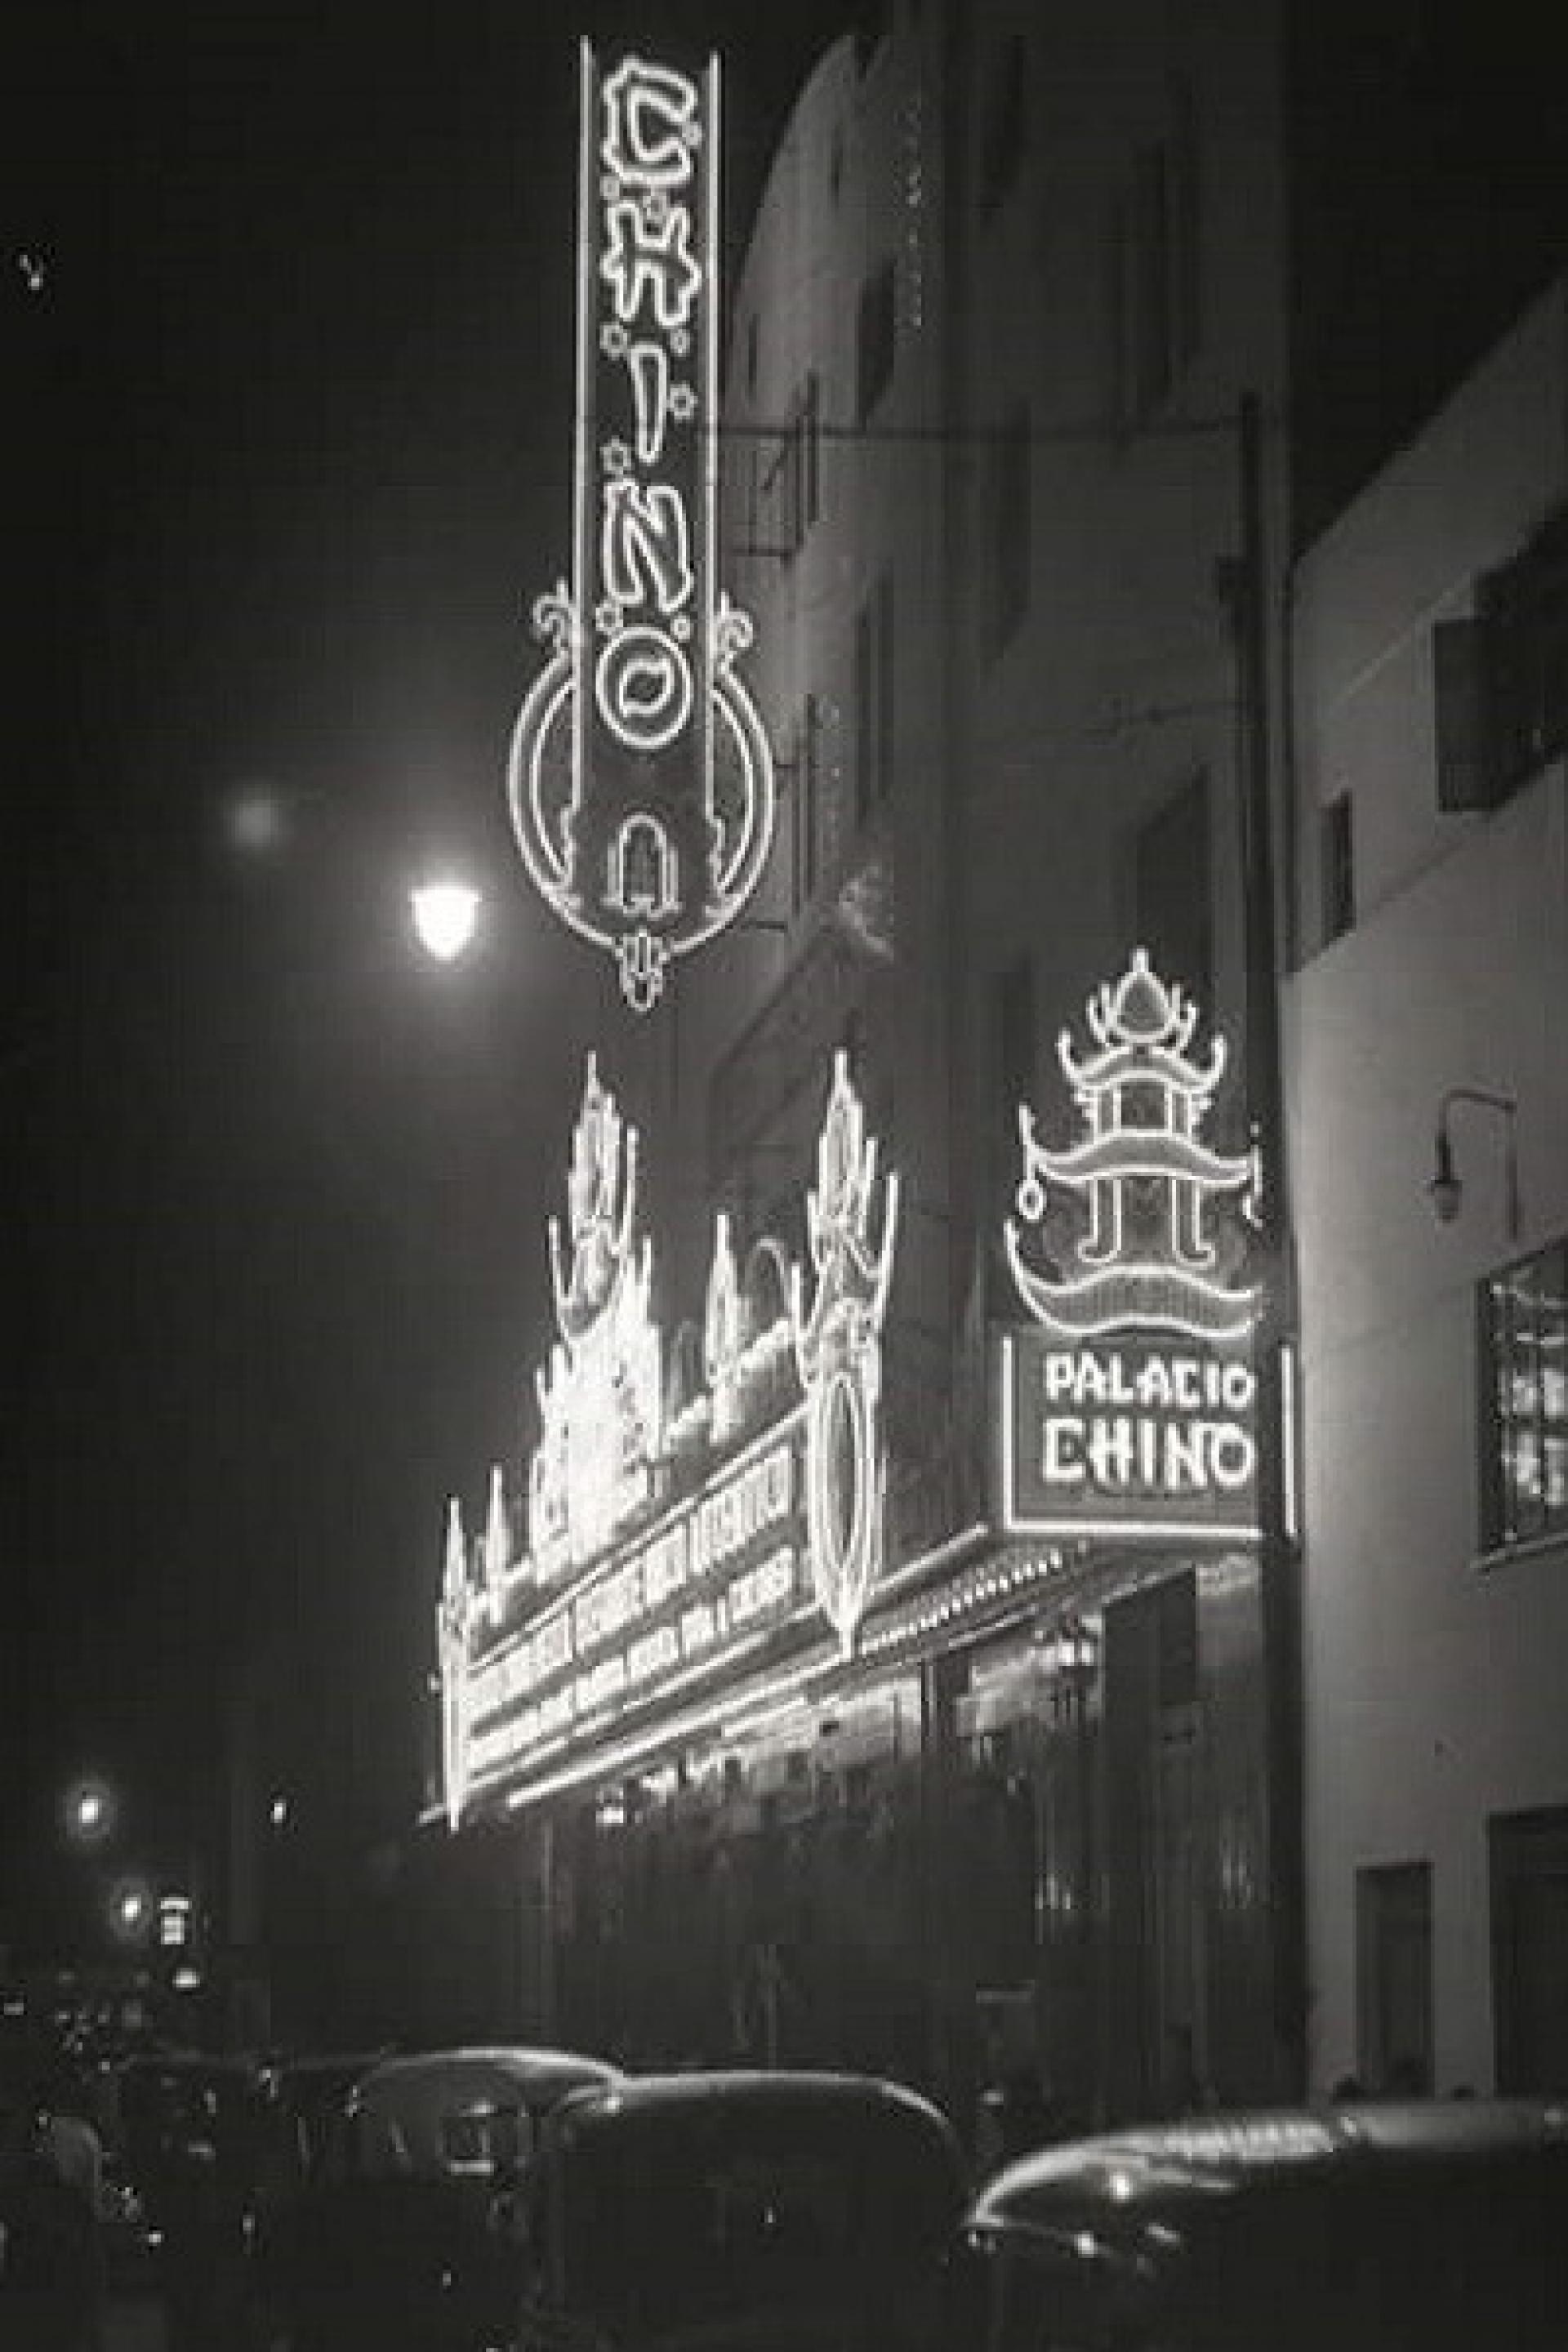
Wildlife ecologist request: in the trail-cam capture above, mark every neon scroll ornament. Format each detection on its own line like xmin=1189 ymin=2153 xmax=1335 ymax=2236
xmin=437 ymin=1498 xmax=474 ymax=1833
xmin=506 ymin=48 xmax=776 ymax=1012
xmin=791 ymin=1054 xmax=901 ymax=1656
xmin=1005 ymin=950 xmax=1259 ymax=1340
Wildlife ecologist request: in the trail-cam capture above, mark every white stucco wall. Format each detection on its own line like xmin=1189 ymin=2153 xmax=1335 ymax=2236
xmin=1288 ymin=279 xmax=1568 ymax=2094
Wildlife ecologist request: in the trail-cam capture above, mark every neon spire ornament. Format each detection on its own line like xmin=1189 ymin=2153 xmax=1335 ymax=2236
xmin=506 ymin=47 xmax=777 ymax=1011
xmin=791 ymin=1054 xmax=901 ymax=1656
xmin=1005 ymin=951 xmax=1259 ymax=1339
xmin=535 ymin=1056 xmax=662 ymax=1570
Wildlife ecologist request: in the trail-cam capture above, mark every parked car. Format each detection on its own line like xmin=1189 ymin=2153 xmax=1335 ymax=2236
xmin=951 ymin=2096 xmax=1568 ymax=2350
xmin=272 ymin=2044 xmax=622 ymax=2352
xmin=246 ymin=2051 xmax=388 ymax=2344
xmin=0 ymin=2092 xmax=102 ymax=2352
xmin=256 ymin=2051 xmax=390 ymax=2194
xmin=105 ymin=2049 xmax=271 ymax=2289
xmin=109 ymin=2050 xmax=274 ymax=2347
xmin=513 ymin=2069 xmax=969 ymax=2352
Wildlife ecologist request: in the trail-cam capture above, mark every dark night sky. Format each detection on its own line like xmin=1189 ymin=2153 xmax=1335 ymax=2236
xmin=1 ymin=0 xmax=854 ymax=1952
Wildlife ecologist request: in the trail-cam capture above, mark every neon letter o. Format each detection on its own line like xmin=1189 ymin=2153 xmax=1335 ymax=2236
xmin=595 ymin=626 xmax=693 ymax=751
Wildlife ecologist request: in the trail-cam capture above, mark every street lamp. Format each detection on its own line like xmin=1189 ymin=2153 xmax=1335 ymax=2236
xmin=410 ymin=881 xmax=482 ymax=964
xmin=108 ymin=1878 xmax=153 ymax=1945
xmin=62 ymin=1777 xmax=116 ymax=1847
xmin=1428 ymin=1085 xmax=1521 ymax=1242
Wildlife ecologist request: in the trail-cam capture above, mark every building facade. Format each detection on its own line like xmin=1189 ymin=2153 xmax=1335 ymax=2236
xmin=1286 ymin=278 xmax=1568 ymax=2097
xmin=422 ymin=0 xmax=1310 ymax=2138
xmin=674 ymin=0 xmax=1298 ymax=2121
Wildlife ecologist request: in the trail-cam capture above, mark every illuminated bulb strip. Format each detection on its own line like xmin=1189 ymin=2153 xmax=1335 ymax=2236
xmin=869 ymin=1522 xmax=992 ymax=1607
xmin=858 ymin=1547 xmax=1067 ymax=1660
xmin=497 ymin=1640 xmax=810 ymax=1811
xmin=1280 ymin=1339 xmax=1299 ymax=1542
xmin=1005 ymin=1512 xmax=1262 ymax=1543
xmin=470 ymin=1623 xmax=775 ymax=1793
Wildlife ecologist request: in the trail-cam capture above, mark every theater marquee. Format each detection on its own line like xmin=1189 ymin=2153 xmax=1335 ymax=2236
xmin=436 ymin=1054 xmax=898 ymax=1829
xmin=996 ymin=951 xmax=1262 ymax=1544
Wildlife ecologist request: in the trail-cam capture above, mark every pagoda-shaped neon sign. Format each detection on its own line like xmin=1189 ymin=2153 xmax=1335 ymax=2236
xmin=506 ymin=47 xmax=776 ymax=1012
xmin=998 ymin=951 xmax=1261 ymax=1544
xmin=1005 ymin=949 xmax=1258 ymax=1339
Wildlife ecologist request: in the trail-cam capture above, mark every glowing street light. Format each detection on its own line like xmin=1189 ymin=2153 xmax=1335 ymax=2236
xmin=410 ymin=881 xmax=482 ymax=964
xmin=109 ymin=1878 xmax=153 ymax=1943
xmin=63 ymin=1777 xmax=116 ymax=1846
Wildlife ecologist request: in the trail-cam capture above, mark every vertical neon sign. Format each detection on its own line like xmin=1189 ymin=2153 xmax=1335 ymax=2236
xmin=507 ymin=47 xmax=777 ymax=1011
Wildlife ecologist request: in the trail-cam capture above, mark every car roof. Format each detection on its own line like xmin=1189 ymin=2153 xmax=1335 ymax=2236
xmin=547 ymin=2068 xmax=960 ymax=2142
xmin=353 ymin=2046 xmax=619 ymax=2122
xmin=969 ymin=2097 xmax=1568 ymax=2233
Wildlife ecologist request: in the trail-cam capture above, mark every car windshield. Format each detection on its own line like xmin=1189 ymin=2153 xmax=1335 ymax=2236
xmin=556 ymin=2100 xmax=960 ymax=2332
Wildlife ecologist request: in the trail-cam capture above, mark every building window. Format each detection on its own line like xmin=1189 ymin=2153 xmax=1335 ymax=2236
xmin=853 ymin=575 xmax=894 ymax=824
xmin=1133 ymin=771 xmax=1213 ymax=1008
xmin=1107 ymin=95 xmax=1200 ymax=432
xmin=856 ymin=257 xmax=897 ymax=425
xmin=1439 ymin=507 xmax=1568 ymax=812
xmin=979 ymin=33 xmax=1027 ymax=221
xmin=755 ymin=373 xmax=821 ymax=564
xmin=746 ymin=312 xmax=761 ymax=399
xmin=982 ymin=404 xmax=1031 ymax=657
xmin=1321 ymin=791 xmax=1354 ymax=942
xmin=1485 ymin=506 xmax=1568 ymax=793
xmin=1479 ymin=1238 xmax=1568 ymax=1552
xmin=1356 ymin=1860 xmax=1433 ymax=2097
xmin=796 ymin=372 xmax=822 ymax=537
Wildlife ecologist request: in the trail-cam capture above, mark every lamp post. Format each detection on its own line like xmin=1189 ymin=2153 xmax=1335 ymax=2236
xmin=1428 ymin=1085 xmax=1521 ymax=1243
xmin=1038 ymin=1614 xmax=1102 ymax=2124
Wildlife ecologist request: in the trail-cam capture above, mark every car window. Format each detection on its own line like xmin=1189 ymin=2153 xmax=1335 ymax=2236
xmin=558 ymin=2105 xmax=962 ymax=2331
xmin=439 ymin=2104 xmax=525 ymax=2176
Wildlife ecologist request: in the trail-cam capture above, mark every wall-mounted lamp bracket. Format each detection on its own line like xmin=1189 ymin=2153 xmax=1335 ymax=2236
xmin=1429 ymin=1086 xmax=1521 ymax=1244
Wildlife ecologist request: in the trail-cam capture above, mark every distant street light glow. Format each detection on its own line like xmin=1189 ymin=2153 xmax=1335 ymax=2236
xmin=222 ymin=786 xmax=290 ymax=858
xmin=109 ymin=1879 xmax=152 ymax=1941
xmin=63 ymin=1777 xmax=115 ymax=1845
xmin=411 ymin=883 xmax=481 ymax=964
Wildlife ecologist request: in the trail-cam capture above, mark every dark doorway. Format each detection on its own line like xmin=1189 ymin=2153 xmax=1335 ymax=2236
xmin=1490 ymin=1806 xmax=1568 ymax=2093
